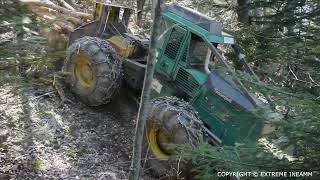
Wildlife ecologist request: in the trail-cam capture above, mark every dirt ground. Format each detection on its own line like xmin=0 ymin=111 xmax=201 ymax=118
xmin=0 ymin=2 xmax=158 ymax=179
xmin=0 ymin=79 xmax=141 ymax=179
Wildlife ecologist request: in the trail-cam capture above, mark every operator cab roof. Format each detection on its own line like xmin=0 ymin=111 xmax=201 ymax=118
xmin=164 ymin=4 xmax=235 ymax=44
xmin=95 ymin=0 xmax=134 ymax=10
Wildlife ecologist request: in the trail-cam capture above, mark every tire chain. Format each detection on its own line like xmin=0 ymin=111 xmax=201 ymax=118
xmin=151 ymin=96 xmax=205 ymax=147
xmin=65 ymin=36 xmax=122 ymax=105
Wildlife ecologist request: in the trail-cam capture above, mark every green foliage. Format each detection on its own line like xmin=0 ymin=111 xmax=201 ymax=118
xmin=242 ymin=0 xmax=320 ymax=93
xmin=76 ymin=145 xmax=89 ymax=157
xmin=276 ymin=98 xmax=320 ymax=169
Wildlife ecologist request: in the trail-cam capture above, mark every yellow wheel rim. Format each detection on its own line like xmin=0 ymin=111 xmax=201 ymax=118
xmin=148 ymin=126 xmax=172 ymax=160
xmin=74 ymin=54 xmax=95 ymax=87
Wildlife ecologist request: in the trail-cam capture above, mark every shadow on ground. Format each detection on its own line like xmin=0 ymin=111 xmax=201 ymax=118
xmin=0 ymin=75 xmax=139 ymax=179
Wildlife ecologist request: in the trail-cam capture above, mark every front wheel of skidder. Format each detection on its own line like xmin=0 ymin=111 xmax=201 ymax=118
xmin=64 ymin=36 xmax=122 ymax=106
xmin=143 ymin=96 xmax=204 ymax=179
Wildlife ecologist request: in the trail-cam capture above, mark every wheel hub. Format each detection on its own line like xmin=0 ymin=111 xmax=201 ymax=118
xmin=74 ymin=54 xmax=95 ymax=87
xmin=148 ymin=126 xmax=173 ymax=160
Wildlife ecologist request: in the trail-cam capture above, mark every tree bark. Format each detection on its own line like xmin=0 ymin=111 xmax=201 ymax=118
xmin=136 ymin=0 xmax=146 ymax=26
xmin=130 ymin=0 xmax=163 ymax=180
xmin=237 ymin=0 xmax=250 ymax=25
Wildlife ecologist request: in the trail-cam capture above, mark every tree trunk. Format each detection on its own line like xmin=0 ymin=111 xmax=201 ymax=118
xmin=136 ymin=0 xmax=146 ymax=26
xmin=122 ymin=8 xmax=132 ymax=27
xmin=237 ymin=0 xmax=250 ymax=25
xmin=130 ymin=0 xmax=163 ymax=180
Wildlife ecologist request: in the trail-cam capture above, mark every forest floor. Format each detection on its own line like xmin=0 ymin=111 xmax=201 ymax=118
xmin=0 ymin=75 xmax=141 ymax=179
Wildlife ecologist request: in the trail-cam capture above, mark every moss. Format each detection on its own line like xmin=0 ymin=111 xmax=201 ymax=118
xmin=76 ymin=145 xmax=88 ymax=157
xmin=66 ymin=145 xmax=89 ymax=158
xmin=33 ymin=159 xmax=43 ymax=170
xmin=1 ymin=144 xmax=10 ymax=153
xmin=66 ymin=148 xmax=75 ymax=158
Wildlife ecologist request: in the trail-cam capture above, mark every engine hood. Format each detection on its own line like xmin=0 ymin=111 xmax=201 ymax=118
xmin=205 ymin=70 xmax=256 ymax=111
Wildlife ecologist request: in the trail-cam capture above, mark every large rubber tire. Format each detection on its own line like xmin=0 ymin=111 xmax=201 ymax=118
xmin=64 ymin=36 xmax=122 ymax=106
xmin=143 ymin=96 xmax=204 ymax=179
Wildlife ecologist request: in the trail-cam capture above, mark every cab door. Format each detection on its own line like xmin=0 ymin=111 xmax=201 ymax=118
xmin=156 ymin=26 xmax=188 ymax=78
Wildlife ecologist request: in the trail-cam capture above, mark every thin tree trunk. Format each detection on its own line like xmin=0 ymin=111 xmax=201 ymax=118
xmin=130 ymin=0 xmax=163 ymax=180
xmin=136 ymin=0 xmax=146 ymax=26
xmin=237 ymin=0 xmax=250 ymax=25
xmin=122 ymin=8 xmax=132 ymax=27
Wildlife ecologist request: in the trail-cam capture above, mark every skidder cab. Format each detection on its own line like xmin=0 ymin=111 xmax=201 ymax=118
xmin=64 ymin=1 xmax=279 ymax=178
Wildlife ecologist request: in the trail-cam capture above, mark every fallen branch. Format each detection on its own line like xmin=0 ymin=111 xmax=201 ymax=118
xmin=19 ymin=0 xmax=93 ymax=20
xmin=27 ymin=6 xmax=75 ymax=32
xmin=56 ymin=0 xmax=75 ymax=11
xmin=29 ymin=6 xmax=82 ymax=25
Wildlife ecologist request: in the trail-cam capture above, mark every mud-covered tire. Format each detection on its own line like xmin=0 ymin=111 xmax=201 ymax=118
xmin=64 ymin=36 xmax=122 ymax=106
xmin=143 ymin=96 xmax=204 ymax=179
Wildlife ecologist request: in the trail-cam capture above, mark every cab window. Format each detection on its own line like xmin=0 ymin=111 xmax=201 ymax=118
xmin=189 ymin=34 xmax=210 ymax=65
xmin=164 ymin=27 xmax=186 ymax=60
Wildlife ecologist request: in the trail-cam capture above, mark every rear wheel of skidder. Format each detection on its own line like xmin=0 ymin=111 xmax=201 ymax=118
xmin=64 ymin=36 xmax=122 ymax=106
xmin=143 ymin=96 xmax=204 ymax=179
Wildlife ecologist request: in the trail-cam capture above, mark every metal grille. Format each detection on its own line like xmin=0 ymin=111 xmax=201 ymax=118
xmin=175 ymin=68 xmax=199 ymax=96
xmin=164 ymin=28 xmax=185 ymax=60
